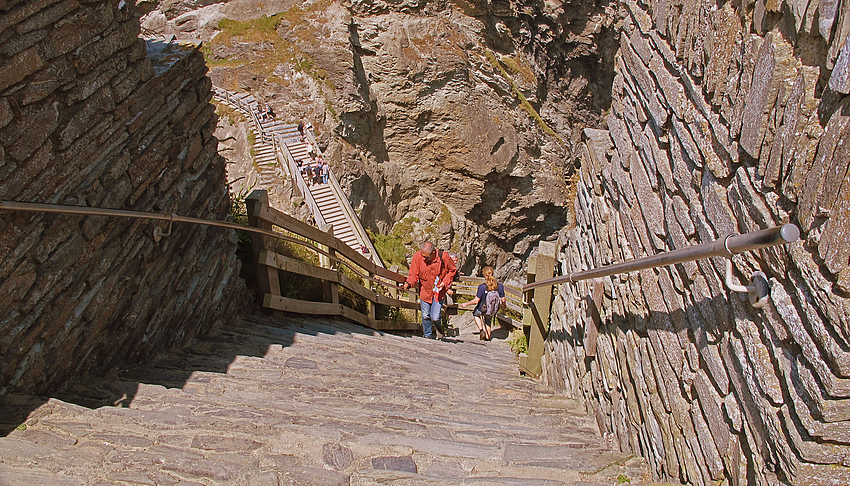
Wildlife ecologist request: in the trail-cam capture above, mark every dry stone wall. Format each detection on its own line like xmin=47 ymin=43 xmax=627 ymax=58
xmin=0 ymin=0 xmax=249 ymax=396
xmin=542 ymin=0 xmax=850 ymax=484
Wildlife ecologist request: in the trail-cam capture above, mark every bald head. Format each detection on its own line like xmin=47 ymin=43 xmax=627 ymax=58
xmin=421 ymin=241 xmax=435 ymax=261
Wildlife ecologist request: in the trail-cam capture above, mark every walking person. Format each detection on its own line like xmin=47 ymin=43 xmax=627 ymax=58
xmin=312 ymin=162 xmax=322 ymax=185
xmin=321 ymin=159 xmax=330 ymax=184
xmin=460 ymin=266 xmax=505 ymax=340
xmin=402 ymin=241 xmax=457 ymax=339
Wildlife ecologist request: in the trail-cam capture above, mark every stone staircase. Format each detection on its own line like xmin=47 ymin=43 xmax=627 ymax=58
xmin=0 ymin=315 xmax=666 ymax=485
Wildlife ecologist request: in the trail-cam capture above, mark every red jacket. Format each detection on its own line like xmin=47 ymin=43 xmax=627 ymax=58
xmin=406 ymin=250 xmax=457 ymax=304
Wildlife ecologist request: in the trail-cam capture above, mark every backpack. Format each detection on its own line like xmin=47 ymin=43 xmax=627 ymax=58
xmin=482 ymin=288 xmax=501 ymax=316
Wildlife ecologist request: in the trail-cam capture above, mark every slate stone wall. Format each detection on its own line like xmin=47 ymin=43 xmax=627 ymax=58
xmin=542 ymin=0 xmax=850 ymax=484
xmin=0 ymin=0 xmax=249 ymax=396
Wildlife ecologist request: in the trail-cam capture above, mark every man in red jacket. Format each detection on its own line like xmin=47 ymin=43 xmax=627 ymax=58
xmin=402 ymin=241 xmax=457 ymax=338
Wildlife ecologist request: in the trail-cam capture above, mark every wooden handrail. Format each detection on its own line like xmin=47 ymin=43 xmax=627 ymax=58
xmin=246 ymin=190 xmax=420 ymax=331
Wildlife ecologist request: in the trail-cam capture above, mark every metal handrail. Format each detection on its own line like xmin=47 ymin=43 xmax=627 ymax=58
xmin=522 ymin=224 xmax=800 ymax=292
xmin=0 ymin=199 xmax=405 ymax=290
xmin=0 ymin=200 xmax=287 ymax=243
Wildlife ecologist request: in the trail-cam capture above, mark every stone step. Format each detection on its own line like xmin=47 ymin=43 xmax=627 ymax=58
xmin=0 ymin=314 xmax=661 ymax=484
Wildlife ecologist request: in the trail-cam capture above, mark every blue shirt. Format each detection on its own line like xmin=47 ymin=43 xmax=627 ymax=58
xmin=475 ymin=283 xmax=504 ymax=312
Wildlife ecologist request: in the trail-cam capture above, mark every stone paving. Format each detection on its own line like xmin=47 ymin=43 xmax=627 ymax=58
xmin=0 ymin=315 xmax=671 ymax=485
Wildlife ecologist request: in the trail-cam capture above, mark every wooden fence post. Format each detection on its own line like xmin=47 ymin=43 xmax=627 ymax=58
xmin=245 ymin=190 xmax=281 ymax=306
xmin=320 ymin=224 xmax=339 ymax=305
xmin=520 ymin=241 xmax=556 ymax=377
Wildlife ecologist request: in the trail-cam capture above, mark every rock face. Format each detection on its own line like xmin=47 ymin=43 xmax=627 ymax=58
xmin=541 ymin=0 xmax=850 ymax=484
xmin=0 ymin=0 xmax=249 ymax=396
xmin=144 ymin=0 xmax=619 ymax=277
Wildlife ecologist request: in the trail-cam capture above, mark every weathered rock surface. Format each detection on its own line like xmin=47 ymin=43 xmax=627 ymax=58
xmin=0 ymin=315 xmax=665 ymax=485
xmin=0 ymin=0 xmax=250 ymax=397
xmin=542 ymin=0 xmax=850 ymax=484
xmin=142 ymin=0 xmax=620 ymax=278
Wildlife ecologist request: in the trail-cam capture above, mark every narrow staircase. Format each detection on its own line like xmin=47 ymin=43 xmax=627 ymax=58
xmin=213 ymin=87 xmax=380 ymax=263
xmin=0 ymin=316 xmax=662 ymax=485
xmin=285 ymin=137 xmax=371 ymax=257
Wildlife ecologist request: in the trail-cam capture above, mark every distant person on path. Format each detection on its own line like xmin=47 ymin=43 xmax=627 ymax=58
xmin=321 ymin=159 xmax=330 ymax=184
xmin=460 ymin=266 xmax=505 ymax=340
xmin=312 ymin=162 xmax=322 ymax=185
xmin=402 ymin=241 xmax=457 ymax=339
xmin=298 ymin=121 xmax=305 ymax=140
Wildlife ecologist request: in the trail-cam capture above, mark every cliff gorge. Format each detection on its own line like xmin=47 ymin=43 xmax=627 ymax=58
xmin=144 ymin=0 xmax=619 ymax=276
xmin=141 ymin=1 xmax=850 ymax=483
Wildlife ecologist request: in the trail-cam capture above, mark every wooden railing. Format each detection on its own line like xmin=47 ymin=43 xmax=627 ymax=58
xmin=326 ymin=167 xmax=383 ymax=267
xmin=443 ymin=275 xmax=523 ymax=329
xmin=246 ymin=190 xmax=420 ymax=331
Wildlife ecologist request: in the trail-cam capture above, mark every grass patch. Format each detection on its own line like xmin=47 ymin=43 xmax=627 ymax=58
xmin=500 ymin=54 xmax=536 ymax=85
xmin=367 ymin=228 xmax=410 ymax=270
xmin=485 ymin=49 xmax=563 ymax=144
xmin=208 ymin=8 xmax=334 ymax=88
xmin=216 ymin=13 xmax=285 ymax=43
xmin=206 ymin=7 xmax=340 ymax=120
xmin=506 ymin=328 xmax=528 ymax=356
xmin=214 ymin=101 xmax=245 ymax=125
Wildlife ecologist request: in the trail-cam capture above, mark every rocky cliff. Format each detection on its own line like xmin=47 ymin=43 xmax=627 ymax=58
xmin=542 ymin=0 xmax=850 ymax=484
xmin=144 ymin=0 xmax=620 ymax=277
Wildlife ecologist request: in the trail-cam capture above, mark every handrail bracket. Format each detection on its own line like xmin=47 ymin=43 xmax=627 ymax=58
xmin=724 ymin=258 xmax=770 ymax=309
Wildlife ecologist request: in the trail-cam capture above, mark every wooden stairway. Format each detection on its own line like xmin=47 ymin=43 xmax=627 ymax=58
xmin=286 ymin=139 xmax=363 ymax=252
xmin=213 ymin=87 xmax=381 ymax=265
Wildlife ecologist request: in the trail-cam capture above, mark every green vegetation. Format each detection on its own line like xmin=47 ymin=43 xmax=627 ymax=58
xmin=204 ymin=5 xmax=339 ymax=117
xmin=506 ymin=329 xmax=528 ymax=356
xmin=272 ymin=231 xmax=323 ymax=300
xmin=367 ymin=204 xmax=460 ymax=267
xmin=213 ymin=101 xmax=245 ymax=125
xmin=16 ymin=424 xmax=26 ymax=431
xmin=433 ymin=203 xmax=452 ymax=228
xmin=616 ymin=474 xmax=631 ymax=484
xmin=247 ymin=129 xmax=256 ymax=157
xmin=367 ymin=215 xmax=421 ymax=268
xmin=229 ymin=185 xmax=256 ymax=288
xmin=217 ymin=13 xmax=285 ymax=40
xmin=367 ymin=228 xmax=410 ymax=269
xmin=500 ymin=54 xmax=536 ymax=85
xmin=485 ymin=49 xmax=563 ymax=144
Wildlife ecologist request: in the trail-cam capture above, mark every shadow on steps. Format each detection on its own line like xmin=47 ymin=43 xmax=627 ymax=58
xmin=0 ymin=313 xmax=372 ymax=436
